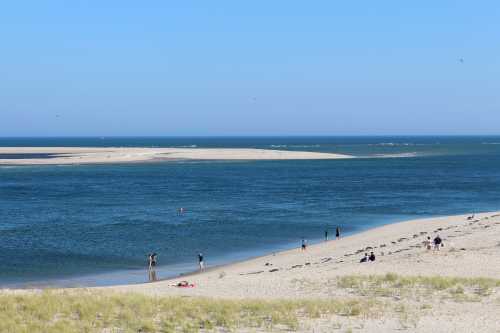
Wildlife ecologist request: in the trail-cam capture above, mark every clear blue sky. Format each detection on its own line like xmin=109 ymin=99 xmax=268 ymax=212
xmin=1 ymin=1 xmax=499 ymax=136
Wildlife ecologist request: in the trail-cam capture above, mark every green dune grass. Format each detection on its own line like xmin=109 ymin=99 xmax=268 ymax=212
xmin=2 ymin=274 xmax=498 ymax=332
xmin=0 ymin=291 xmax=377 ymax=333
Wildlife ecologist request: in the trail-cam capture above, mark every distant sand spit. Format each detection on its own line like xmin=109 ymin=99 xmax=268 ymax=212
xmin=0 ymin=147 xmax=352 ymax=165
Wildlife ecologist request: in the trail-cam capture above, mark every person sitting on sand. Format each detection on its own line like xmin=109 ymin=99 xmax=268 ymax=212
xmin=301 ymin=238 xmax=307 ymax=251
xmin=423 ymin=237 xmax=432 ymax=250
xmin=433 ymin=235 xmax=442 ymax=250
xmin=360 ymin=253 xmax=368 ymax=263
xmin=369 ymin=252 xmax=376 ymax=261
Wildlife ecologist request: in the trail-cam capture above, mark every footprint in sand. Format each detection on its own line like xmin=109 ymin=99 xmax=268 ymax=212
xmin=240 ymin=271 xmax=264 ymax=275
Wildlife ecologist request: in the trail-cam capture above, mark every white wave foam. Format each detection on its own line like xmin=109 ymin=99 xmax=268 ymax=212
xmin=368 ymin=142 xmax=430 ymax=147
xmin=269 ymin=144 xmax=320 ymax=148
xmin=370 ymin=152 xmax=420 ymax=158
xmin=290 ymin=144 xmax=321 ymax=148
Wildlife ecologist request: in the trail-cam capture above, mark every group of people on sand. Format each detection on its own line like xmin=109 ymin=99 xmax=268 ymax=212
xmin=360 ymin=252 xmax=376 ymax=263
xmin=358 ymin=233 xmax=443 ymax=264
xmin=424 ymin=235 xmax=443 ymax=251
xmin=301 ymin=226 xmax=341 ymax=251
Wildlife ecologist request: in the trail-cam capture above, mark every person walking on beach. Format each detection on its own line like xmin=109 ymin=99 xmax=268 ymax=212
xmin=336 ymin=226 xmax=341 ymax=239
xmin=324 ymin=229 xmax=329 ymax=241
xmin=433 ymin=235 xmax=442 ymax=251
xmin=198 ymin=253 xmax=204 ymax=270
xmin=301 ymin=238 xmax=307 ymax=251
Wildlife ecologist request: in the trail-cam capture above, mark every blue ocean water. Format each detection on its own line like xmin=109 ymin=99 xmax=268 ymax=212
xmin=1 ymin=136 xmax=500 ymax=287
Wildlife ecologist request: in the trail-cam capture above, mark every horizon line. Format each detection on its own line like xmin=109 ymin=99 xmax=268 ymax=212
xmin=1 ymin=134 xmax=500 ymax=139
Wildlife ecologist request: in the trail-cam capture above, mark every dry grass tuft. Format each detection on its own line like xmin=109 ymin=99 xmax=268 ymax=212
xmin=337 ymin=273 xmax=500 ymax=301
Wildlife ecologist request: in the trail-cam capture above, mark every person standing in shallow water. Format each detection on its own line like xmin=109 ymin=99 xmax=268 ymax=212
xmin=148 ymin=253 xmax=157 ymax=269
xmin=198 ymin=253 xmax=204 ymax=270
xmin=324 ymin=229 xmax=328 ymax=241
xmin=147 ymin=253 xmax=158 ymax=282
xmin=336 ymin=226 xmax=341 ymax=239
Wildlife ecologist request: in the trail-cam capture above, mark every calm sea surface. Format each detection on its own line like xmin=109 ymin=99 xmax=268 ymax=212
xmin=1 ymin=136 xmax=500 ymax=287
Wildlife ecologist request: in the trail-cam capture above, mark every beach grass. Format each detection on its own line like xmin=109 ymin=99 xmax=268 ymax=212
xmin=2 ymin=274 xmax=499 ymax=332
xmin=0 ymin=291 xmax=378 ymax=333
xmin=337 ymin=273 xmax=500 ymax=300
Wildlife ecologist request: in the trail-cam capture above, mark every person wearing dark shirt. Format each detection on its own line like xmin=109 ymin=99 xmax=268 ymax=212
xmin=198 ymin=253 xmax=204 ymax=270
xmin=433 ymin=235 xmax=442 ymax=250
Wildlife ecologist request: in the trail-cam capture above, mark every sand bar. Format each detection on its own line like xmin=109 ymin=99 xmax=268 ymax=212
xmin=0 ymin=147 xmax=352 ymax=165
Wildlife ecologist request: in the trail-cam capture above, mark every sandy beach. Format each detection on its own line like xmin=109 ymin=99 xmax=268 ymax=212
xmin=0 ymin=147 xmax=352 ymax=165
xmin=101 ymin=212 xmax=500 ymax=332
xmin=109 ymin=212 xmax=500 ymax=297
xmin=3 ymin=212 xmax=500 ymax=332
